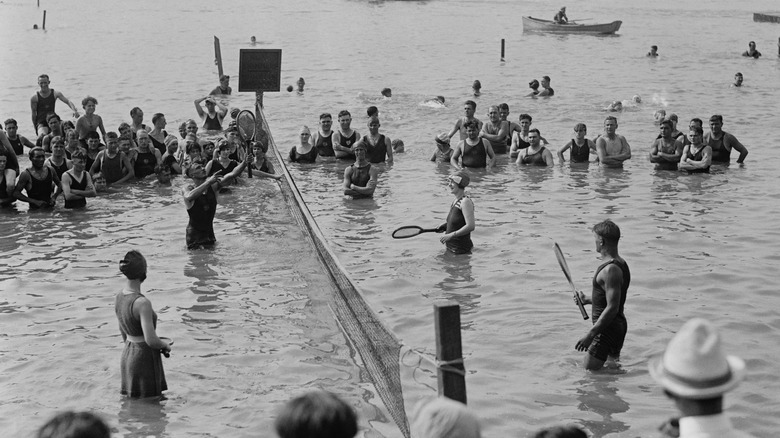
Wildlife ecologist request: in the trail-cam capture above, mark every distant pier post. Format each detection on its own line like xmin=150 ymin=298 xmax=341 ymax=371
xmin=434 ymin=302 xmax=467 ymax=404
xmin=42 ymin=10 xmax=46 ymax=30
xmin=501 ymin=39 xmax=505 ymax=61
xmin=214 ymin=36 xmax=223 ymax=78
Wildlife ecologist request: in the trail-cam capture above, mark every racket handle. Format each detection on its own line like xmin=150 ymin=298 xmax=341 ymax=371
xmin=576 ymin=296 xmax=589 ymax=320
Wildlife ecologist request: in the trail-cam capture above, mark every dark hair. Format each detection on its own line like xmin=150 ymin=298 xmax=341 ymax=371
xmin=660 ymin=120 xmax=673 ymax=129
xmin=218 ymin=141 xmax=231 ymax=152
xmin=71 ymin=151 xmax=86 ymax=161
xmin=604 ymin=115 xmax=618 ymax=124
xmin=38 ymin=74 xmax=50 ymax=81
xmin=274 ymin=391 xmax=358 ymax=438
xmin=119 ymin=250 xmax=147 ymax=282
xmin=463 ymin=120 xmax=478 ymax=130
xmin=689 ymin=125 xmax=704 ymax=136
xmin=337 ymin=110 xmax=351 ymax=119
xmin=366 ymin=106 xmax=378 ymax=117
xmin=152 ymin=113 xmax=165 ymax=124
xmin=381 ymin=87 xmax=391 ymax=96
xmin=690 ymin=118 xmax=703 ymax=127
xmin=251 ymin=141 xmax=268 ymax=153
xmin=464 ymin=100 xmax=476 ymax=110
xmin=46 ymin=113 xmax=61 ymax=123
xmin=709 ymin=114 xmax=723 ymax=123
xmin=651 ymin=45 xmax=658 ymax=50
xmin=319 ymin=113 xmax=332 ymax=120
xmin=37 ymin=411 xmax=111 ymax=438
xmin=529 ymin=128 xmax=541 ymax=136
xmin=592 ymin=219 xmax=621 ymax=245
xmin=498 ymin=103 xmax=509 ymax=111
xmin=472 ymin=80 xmax=481 ymax=89
xmin=81 ymin=96 xmax=98 ymax=107
xmin=130 ymin=107 xmax=142 ymax=117
xmin=85 ymin=131 xmax=100 ymax=140
xmin=62 ymin=121 xmax=75 ymax=132
xmin=4 ymin=118 xmax=17 ymax=127
xmin=533 ymin=425 xmax=588 ymax=438
xmin=29 ymin=146 xmax=45 ymax=159
xmin=543 ymin=75 xmax=551 ymax=82
xmin=106 ymin=132 xmax=119 ymax=141
xmin=186 ymin=142 xmax=202 ymax=154
xmin=519 ymin=113 xmax=532 ymax=122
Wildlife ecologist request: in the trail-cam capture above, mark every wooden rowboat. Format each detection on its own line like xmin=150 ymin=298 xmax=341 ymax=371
xmin=522 ymin=16 xmax=622 ymax=35
xmin=753 ymin=13 xmax=780 ymax=23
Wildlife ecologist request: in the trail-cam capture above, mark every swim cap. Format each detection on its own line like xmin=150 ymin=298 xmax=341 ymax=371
xmin=529 ymin=79 xmax=539 ymax=88
xmin=164 ymin=135 xmax=178 ymax=148
xmin=448 ymin=171 xmax=470 ymax=188
xmin=436 ymin=132 xmax=450 ymax=145
xmin=120 ymin=250 xmax=147 ymax=282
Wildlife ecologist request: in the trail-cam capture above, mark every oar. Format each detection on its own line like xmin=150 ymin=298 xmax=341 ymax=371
xmin=392 ymin=225 xmax=445 ymax=239
xmin=553 ymin=242 xmax=589 ymax=320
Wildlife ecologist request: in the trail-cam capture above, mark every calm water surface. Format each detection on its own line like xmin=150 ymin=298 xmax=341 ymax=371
xmin=1 ymin=0 xmax=780 ymax=437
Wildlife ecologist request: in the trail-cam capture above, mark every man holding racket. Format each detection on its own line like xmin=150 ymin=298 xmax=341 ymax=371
xmin=574 ymin=219 xmax=631 ymax=371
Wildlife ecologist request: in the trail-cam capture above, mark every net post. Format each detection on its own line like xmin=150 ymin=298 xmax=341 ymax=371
xmin=501 ymin=38 xmax=505 ymax=61
xmin=214 ymin=36 xmax=223 ymax=78
xmin=434 ymin=302 xmax=467 ymax=404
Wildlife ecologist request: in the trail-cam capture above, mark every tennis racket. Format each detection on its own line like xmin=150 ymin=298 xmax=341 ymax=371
xmin=553 ymin=242 xmax=590 ymax=320
xmin=392 ymin=225 xmax=445 ymax=239
xmin=237 ymin=110 xmax=255 ymax=178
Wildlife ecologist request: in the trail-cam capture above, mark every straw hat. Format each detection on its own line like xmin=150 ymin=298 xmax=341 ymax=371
xmin=649 ymin=318 xmax=745 ymax=399
xmin=436 ymin=132 xmax=450 ymax=145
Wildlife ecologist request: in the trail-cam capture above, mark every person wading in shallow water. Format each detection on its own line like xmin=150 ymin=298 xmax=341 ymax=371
xmin=182 ymin=152 xmax=249 ymax=249
xmin=439 ymin=171 xmax=475 ymax=255
xmin=574 ymin=219 xmax=631 ymax=371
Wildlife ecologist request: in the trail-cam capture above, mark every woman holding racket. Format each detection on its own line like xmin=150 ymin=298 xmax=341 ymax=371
xmin=439 ymin=171 xmax=475 ymax=254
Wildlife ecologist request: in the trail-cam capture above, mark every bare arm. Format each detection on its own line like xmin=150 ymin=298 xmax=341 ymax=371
xmin=30 ymin=95 xmax=38 ymax=131
xmin=54 ymin=90 xmax=80 ymax=118
xmin=450 ymin=142 xmax=463 ymax=169
xmin=384 ymin=137 xmax=393 ymax=163
xmin=13 ymin=171 xmax=44 ymax=206
xmin=727 ymin=134 xmax=748 ymax=163
xmin=194 ymin=97 xmax=206 ymax=118
xmin=113 ymin=152 xmax=135 ymax=185
xmin=557 ymin=140 xmax=572 ymax=162
xmin=483 ymin=139 xmax=495 ymax=168
xmin=135 ymin=297 xmax=171 ymax=352
xmin=542 ymin=148 xmax=555 ymax=166
xmin=576 ymin=264 xmax=623 ymax=351
xmin=446 ymin=119 xmax=462 ymax=140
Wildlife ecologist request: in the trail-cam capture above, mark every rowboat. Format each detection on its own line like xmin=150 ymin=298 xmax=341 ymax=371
xmin=522 ymin=16 xmax=622 ymax=35
xmin=753 ymin=13 xmax=780 ymax=23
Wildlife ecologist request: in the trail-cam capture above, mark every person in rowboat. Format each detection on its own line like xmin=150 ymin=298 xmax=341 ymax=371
xmin=553 ymin=6 xmax=568 ymax=24
xmin=575 ymin=219 xmax=631 ymax=371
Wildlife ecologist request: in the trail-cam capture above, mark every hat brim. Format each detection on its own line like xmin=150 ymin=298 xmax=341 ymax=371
xmin=649 ymin=355 xmax=745 ymax=399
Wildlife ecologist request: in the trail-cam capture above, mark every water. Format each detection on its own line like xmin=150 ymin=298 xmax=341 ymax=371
xmin=2 ymin=0 xmax=780 ymax=437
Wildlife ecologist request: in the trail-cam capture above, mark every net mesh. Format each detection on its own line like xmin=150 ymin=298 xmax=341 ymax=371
xmin=237 ymin=111 xmax=256 ymax=141
xmin=256 ymin=102 xmax=410 ymax=438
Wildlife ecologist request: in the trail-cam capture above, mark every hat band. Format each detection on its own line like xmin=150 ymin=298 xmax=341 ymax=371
xmin=663 ymin=366 xmax=733 ymax=389
xmin=436 ymin=138 xmax=448 ymax=145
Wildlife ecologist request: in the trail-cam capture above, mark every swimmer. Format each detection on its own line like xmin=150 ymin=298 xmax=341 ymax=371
xmin=649 ymin=120 xmax=683 ymax=171
xmin=732 ymin=72 xmax=743 ymax=87
xmin=41 ymin=113 xmax=65 ymax=152
xmin=472 ymin=80 xmax=481 ymax=96
xmin=194 ymin=96 xmax=227 ymax=131
xmin=148 ymin=113 xmax=168 ymax=155
xmin=333 ymin=110 xmax=360 ymax=160
xmin=130 ymin=107 xmax=149 ymax=133
xmin=392 ymin=139 xmax=405 ymax=154
xmin=422 ymin=95 xmax=446 ymax=108
xmin=574 ymin=219 xmax=631 ymax=371
xmin=354 ymin=116 xmax=392 ymax=163
xmin=679 ymin=125 xmax=712 ymax=174
xmin=250 ymin=35 xmax=257 ymax=45
xmin=135 ymin=130 xmax=162 ymax=179
xmin=510 ymin=114 xmax=548 ymax=158
xmin=742 ymin=41 xmax=761 ymax=58
xmin=90 ymin=131 xmax=135 ymax=186
xmin=289 ymin=126 xmax=317 ymax=163
xmin=431 ymin=132 xmax=453 ymax=163
xmin=446 ymin=100 xmax=483 ymax=141
xmin=538 ymin=76 xmax=554 ymax=97
xmin=367 ymin=106 xmax=378 ymax=118
xmin=527 ymin=79 xmax=540 ymax=97
xmin=3 ymin=118 xmax=36 ymax=155
xmin=46 ymin=136 xmax=72 ymax=180
xmin=451 ymin=120 xmax=495 ymax=169
xmin=704 ymin=115 xmax=748 ymax=163
xmin=595 ymin=116 xmax=631 ymax=168
xmin=653 ymin=109 xmax=667 ymax=125
xmin=480 ymin=105 xmax=510 ymax=154
xmin=557 ymin=123 xmax=594 ymax=164
xmin=183 ymin=152 xmax=249 ymax=249
xmin=632 ymin=95 xmax=642 ymax=104
xmin=342 ymin=142 xmax=378 ymax=198
xmin=439 ymin=171 xmax=475 ymax=254
xmin=647 ymin=45 xmax=658 ymax=57
xmin=30 ymin=74 xmax=80 ymax=136
xmin=296 ymin=77 xmax=305 ymax=93
xmin=312 ymin=113 xmax=335 ymax=157
xmin=160 ymin=135 xmax=183 ymax=175
xmin=75 ymin=96 xmax=107 ymax=144
xmin=606 ymin=100 xmax=623 ymax=112
xmin=61 ymin=151 xmax=96 ymax=209
xmin=498 ymin=103 xmax=522 ymax=151
xmin=210 ymin=74 xmax=232 ymax=96
xmin=249 ymin=141 xmax=282 ymax=180
xmin=14 ymin=147 xmax=63 ymax=209
xmin=516 ymin=129 xmax=554 ymax=166
xmin=381 ymin=87 xmax=392 ymax=98
xmin=0 ymin=154 xmax=16 ymax=206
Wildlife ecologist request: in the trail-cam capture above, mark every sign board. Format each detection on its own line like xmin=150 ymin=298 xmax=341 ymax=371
xmin=238 ymin=49 xmax=282 ymax=92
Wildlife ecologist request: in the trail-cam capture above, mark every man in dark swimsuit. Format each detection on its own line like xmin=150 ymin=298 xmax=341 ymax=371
xmin=538 ymin=76 xmax=555 ymax=97
xmin=446 ymin=100 xmax=483 ymax=142
xmin=194 ymin=96 xmax=227 ymax=131
xmin=575 ymin=219 xmax=631 ymax=371
xmin=741 ymin=41 xmax=761 ymax=58
xmin=4 ymin=118 xmax=36 ymax=155
xmin=209 ymin=75 xmax=232 ymax=96
xmin=91 ymin=131 xmax=135 ymax=186
xmin=353 ymin=116 xmax=393 ymax=164
xmin=649 ymin=120 xmax=683 ymax=170
xmin=134 ymin=130 xmax=162 ymax=179
xmin=333 ymin=110 xmax=360 ymax=160
xmin=343 ymin=143 xmax=378 ymax=198
xmin=516 ymin=129 xmax=554 ymax=166
xmin=679 ymin=126 xmax=712 ymax=174
xmin=704 ymin=115 xmax=748 ymax=164
xmin=14 ymin=147 xmax=63 ymax=208
xmin=451 ymin=121 xmax=495 ymax=169
xmin=312 ymin=113 xmax=335 ymax=157
xmin=30 ymin=74 xmax=79 ymax=136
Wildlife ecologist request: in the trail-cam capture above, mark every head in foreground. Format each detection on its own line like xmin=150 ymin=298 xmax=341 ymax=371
xmin=120 ymin=250 xmax=148 ymax=283
xmin=37 ymin=411 xmax=111 ymax=438
xmin=275 ymin=390 xmax=358 ymax=438
xmin=411 ymin=396 xmax=481 ymax=438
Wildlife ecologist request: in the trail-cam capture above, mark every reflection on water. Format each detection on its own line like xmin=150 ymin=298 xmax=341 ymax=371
xmin=116 ymin=397 xmax=168 ymax=438
xmin=575 ymin=375 xmax=630 ymax=438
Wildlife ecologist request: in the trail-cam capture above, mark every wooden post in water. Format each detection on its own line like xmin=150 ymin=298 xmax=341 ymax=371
xmin=501 ymin=39 xmax=505 ymax=61
xmin=214 ymin=36 xmax=223 ymax=78
xmin=42 ymin=10 xmax=46 ymax=30
xmin=434 ymin=302 xmax=467 ymax=404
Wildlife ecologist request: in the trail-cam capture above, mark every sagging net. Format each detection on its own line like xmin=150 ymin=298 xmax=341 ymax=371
xmin=255 ymin=102 xmax=410 ymax=438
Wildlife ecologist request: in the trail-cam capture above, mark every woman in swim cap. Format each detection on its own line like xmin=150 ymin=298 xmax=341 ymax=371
xmin=114 ymin=250 xmax=172 ymax=398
